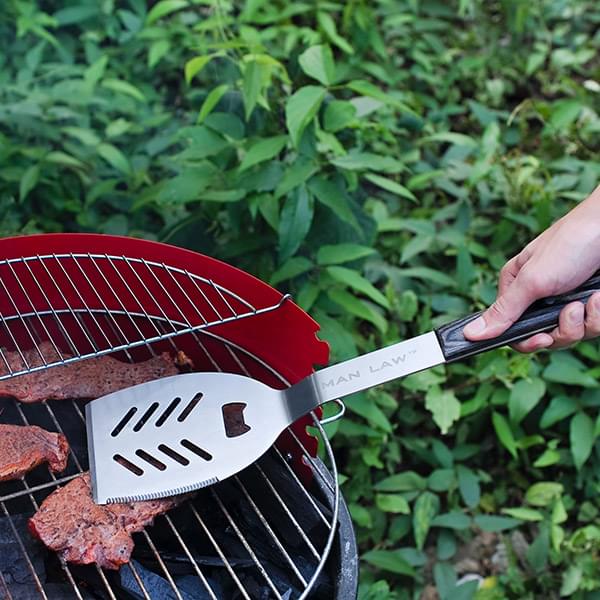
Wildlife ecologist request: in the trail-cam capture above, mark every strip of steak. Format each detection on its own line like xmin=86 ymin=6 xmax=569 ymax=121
xmin=0 ymin=424 xmax=69 ymax=482
xmin=0 ymin=342 xmax=187 ymax=403
xmin=28 ymin=473 xmax=184 ymax=570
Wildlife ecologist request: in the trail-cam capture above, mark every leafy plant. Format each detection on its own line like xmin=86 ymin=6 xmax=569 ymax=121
xmin=1 ymin=0 xmax=600 ymax=597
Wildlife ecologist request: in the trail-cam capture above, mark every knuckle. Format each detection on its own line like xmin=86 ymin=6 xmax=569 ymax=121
xmin=488 ymin=296 xmax=513 ymax=324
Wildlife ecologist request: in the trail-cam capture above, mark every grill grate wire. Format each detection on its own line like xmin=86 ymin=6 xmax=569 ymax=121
xmin=0 ymin=254 xmax=290 ymax=381
xmin=0 ymin=256 xmax=339 ymax=600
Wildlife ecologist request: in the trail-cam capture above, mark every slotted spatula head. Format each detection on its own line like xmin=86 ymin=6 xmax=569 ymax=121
xmin=86 ymin=373 xmax=289 ymax=504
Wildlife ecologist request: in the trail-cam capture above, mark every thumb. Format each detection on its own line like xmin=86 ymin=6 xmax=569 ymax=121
xmin=464 ymin=273 xmax=538 ymax=340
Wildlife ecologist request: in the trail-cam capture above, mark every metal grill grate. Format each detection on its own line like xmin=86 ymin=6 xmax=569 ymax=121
xmin=0 ymin=279 xmax=339 ymax=599
xmin=0 ymin=254 xmax=289 ymax=381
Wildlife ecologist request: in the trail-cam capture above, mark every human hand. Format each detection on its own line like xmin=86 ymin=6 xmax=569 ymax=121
xmin=464 ymin=186 xmax=600 ymax=352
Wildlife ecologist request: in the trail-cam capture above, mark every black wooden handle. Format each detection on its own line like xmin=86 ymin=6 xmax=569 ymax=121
xmin=435 ymin=271 xmax=600 ymax=362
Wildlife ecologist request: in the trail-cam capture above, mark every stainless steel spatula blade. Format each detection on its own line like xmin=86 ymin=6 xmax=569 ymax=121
xmin=86 ymin=372 xmax=287 ymax=504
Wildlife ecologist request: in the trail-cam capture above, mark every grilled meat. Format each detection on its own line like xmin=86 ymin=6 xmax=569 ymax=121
xmin=0 ymin=342 xmax=186 ymax=403
xmin=0 ymin=424 xmax=69 ymax=482
xmin=28 ymin=473 xmax=185 ymax=570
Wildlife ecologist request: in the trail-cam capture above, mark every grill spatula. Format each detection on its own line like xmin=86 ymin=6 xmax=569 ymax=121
xmin=87 ymin=273 xmax=600 ymax=504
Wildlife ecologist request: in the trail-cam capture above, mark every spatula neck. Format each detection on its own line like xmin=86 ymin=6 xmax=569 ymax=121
xmin=296 ymin=331 xmax=445 ymax=406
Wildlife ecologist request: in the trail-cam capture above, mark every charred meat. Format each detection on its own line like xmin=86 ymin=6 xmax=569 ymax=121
xmin=0 ymin=342 xmax=186 ymax=403
xmin=28 ymin=473 xmax=185 ymax=570
xmin=0 ymin=424 xmax=69 ymax=482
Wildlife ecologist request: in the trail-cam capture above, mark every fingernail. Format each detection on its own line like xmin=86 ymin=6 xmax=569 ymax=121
xmin=464 ymin=316 xmax=486 ymax=337
xmin=569 ymin=304 xmax=584 ymax=324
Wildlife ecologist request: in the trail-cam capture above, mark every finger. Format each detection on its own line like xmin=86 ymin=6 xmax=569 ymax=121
xmin=498 ymin=255 xmax=520 ymax=297
xmin=464 ymin=269 xmax=540 ymax=340
xmin=546 ymin=301 xmax=585 ymax=349
xmin=584 ymin=292 xmax=600 ymax=339
xmin=512 ymin=333 xmax=554 ymax=353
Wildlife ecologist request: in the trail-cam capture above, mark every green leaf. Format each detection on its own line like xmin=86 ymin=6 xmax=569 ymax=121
xmin=101 ymin=79 xmax=146 ymax=102
xmin=492 ymin=412 xmax=517 ymax=458
xmin=240 ymin=136 xmax=288 ymax=172
xmin=533 ymin=448 xmax=561 ymax=468
xmin=543 ymin=352 xmax=598 ymax=388
xmin=376 ymin=494 xmax=410 ymax=514
xmin=456 ymin=246 xmax=475 ymax=292
xmin=84 ymin=55 xmax=108 ymax=89
xmin=147 ymin=0 xmax=188 ymax=24
xmin=308 ymin=176 xmax=361 ymax=232
xmin=425 ymin=386 xmax=461 ymax=435
xmin=331 ymin=151 xmax=404 ymax=173
xmin=106 ymin=119 xmax=131 ymax=139
xmin=374 ymin=471 xmax=427 ymax=492
xmin=428 ymin=469 xmax=455 ymax=492
xmin=242 ymin=59 xmax=263 ymax=120
xmin=437 ymin=531 xmax=457 ymax=560
xmin=525 ymin=482 xmax=564 ymax=507
xmin=509 ymin=378 xmax=546 ymax=424
xmin=422 ymin=132 xmax=478 ymax=147
xmin=63 ymin=126 xmax=101 ymax=146
xmin=571 ymin=411 xmax=595 ymax=470
xmin=451 ymin=581 xmax=480 ymax=600
xmin=200 ymin=189 xmax=245 ymax=202
xmin=317 ymin=11 xmax=354 ymax=54
xmin=326 ymin=266 xmax=389 ymax=309
xmin=278 ymin=185 xmax=313 ymax=262
xmin=362 ymin=550 xmax=415 ymax=576
xmin=540 ymin=396 xmax=578 ymax=428
xmin=19 ymin=164 xmax=39 ymax=202
xmin=397 ymin=290 xmax=419 ymax=321
xmin=177 ymin=125 xmax=229 ymax=159
xmin=185 ymin=55 xmax=218 ymax=84
xmin=434 ymin=562 xmax=456 ymax=599
xmin=396 ymin=267 xmax=457 ymax=288
xmin=148 ymin=39 xmax=170 ymax=68
xmin=197 ymin=84 xmax=229 ymax=123
xmin=407 ymin=169 xmax=445 ymax=190
xmin=54 ymin=5 xmax=100 ymax=25
xmin=560 ymin=564 xmax=583 ymax=597
xmin=298 ymin=45 xmax=335 ymax=86
xmin=324 ymin=100 xmax=356 ymax=132
xmin=285 ymin=85 xmax=326 ymax=147
xmin=346 ymin=80 xmax=413 ymax=113
xmin=270 ymin=257 xmax=313 ymax=286
xmin=400 ymin=235 xmax=433 ymax=263
xmin=413 ymin=491 xmax=440 ymax=550
xmin=549 ymin=99 xmax=582 ymax=132
xmin=501 ymin=507 xmax=544 ymax=521
xmin=431 ymin=512 xmax=471 ymax=530
xmin=97 ymin=143 xmax=131 ymax=175
xmin=316 ymin=244 xmax=375 ymax=265
xmin=349 ymin=503 xmax=372 ymax=529
xmin=45 ymin=152 xmax=86 ymax=170
xmin=158 ymin=165 xmax=216 ymax=204
xmin=328 ymin=289 xmax=387 ymax=333
xmin=456 ymin=465 xmax=480 ymax=509
xmin=527 ymin=524 xmax=550 ymax=573
xmin=364 ymin=173 xmax=416 ymax=202
xmin=474 ymin=515 xmax=520 ymax=532
xmin=345 ymin=393 xmax=392 ymax=432
xmin=274 ymin=159 xmax=318 ymax=199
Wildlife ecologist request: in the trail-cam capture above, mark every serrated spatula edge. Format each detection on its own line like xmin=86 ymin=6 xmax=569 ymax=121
xmin=103 ymin=477 xmax=220 ymax=504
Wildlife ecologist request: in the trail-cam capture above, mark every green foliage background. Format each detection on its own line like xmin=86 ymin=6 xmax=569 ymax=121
xmin=1 ymin=0 xmax=600 ymax=598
